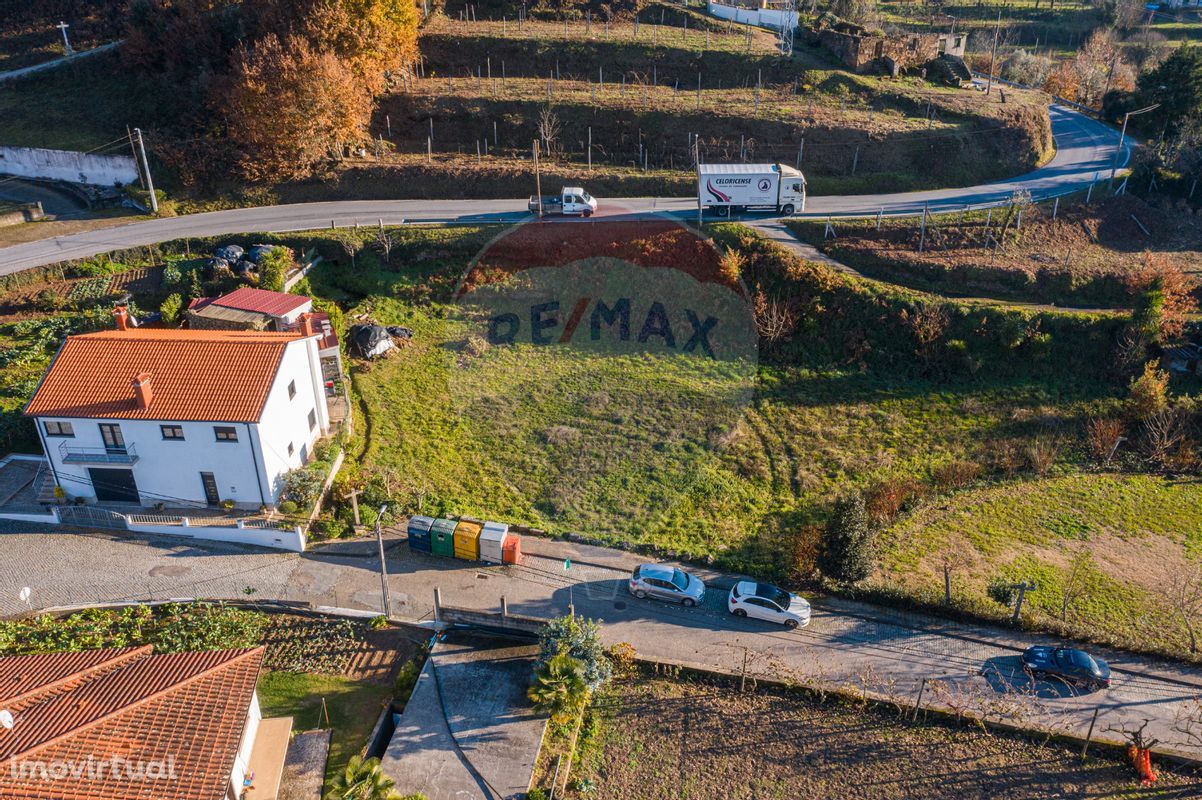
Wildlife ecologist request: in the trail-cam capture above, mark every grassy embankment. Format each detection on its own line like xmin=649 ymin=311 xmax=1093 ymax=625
xmin=0 ymin=0 xmax=127 ymax=72
xmin=787 ymin=193 xmax=1202 ymax=309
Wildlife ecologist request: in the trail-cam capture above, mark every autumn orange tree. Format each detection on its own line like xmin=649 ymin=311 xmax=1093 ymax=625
xmin=221 ymin=34 xmax=372 ymax=182
xmin=1042 ymin=30 xmax=1134 ymax=109
xmin=123 ymin=0 xmax=417 ymax=182
xmin=1126 ymin=253 xmax=1197 ymax=344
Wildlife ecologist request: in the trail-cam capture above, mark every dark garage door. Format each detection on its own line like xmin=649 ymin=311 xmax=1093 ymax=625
xmin=88 ymin=468 xmax=140 ymax=503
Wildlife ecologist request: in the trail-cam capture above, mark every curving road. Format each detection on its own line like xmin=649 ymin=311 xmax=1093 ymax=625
xmin=0 ymin=104 xmax=1127 ymax=277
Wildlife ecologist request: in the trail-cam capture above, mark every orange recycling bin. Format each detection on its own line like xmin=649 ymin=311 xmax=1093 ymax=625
xmin=502 ymin=534 xmax=523 ymax=565
xmin=453 ymin=518 xmax=483 ymax=560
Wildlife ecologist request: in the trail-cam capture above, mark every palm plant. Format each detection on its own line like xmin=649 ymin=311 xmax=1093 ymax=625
xmin=323 ymin=755 xmax=403 ymax=800
xmin=528 ymin=649 xmax=588 ymax=721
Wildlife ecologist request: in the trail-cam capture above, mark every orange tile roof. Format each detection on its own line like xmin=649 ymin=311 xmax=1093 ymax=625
xmin=213 ymin=287 xmax=311 ymax=318
xmin=0 ymin=647 xmax=151 ymax=710
xmin=24 ymin=329 xmax=302 ymax=422
xmin=0 ymin=647 xmax=264 ymax=800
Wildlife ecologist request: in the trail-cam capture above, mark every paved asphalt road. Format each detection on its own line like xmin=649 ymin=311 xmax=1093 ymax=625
xmin=0 ymin=104 xmax=1127 ymax=277
xmin=3 ymin=523 xmax=1200 ymax=760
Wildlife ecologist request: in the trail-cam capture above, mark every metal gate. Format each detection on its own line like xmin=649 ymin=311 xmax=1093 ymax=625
xmin=57 ymin=505 xmax=130 ymax=530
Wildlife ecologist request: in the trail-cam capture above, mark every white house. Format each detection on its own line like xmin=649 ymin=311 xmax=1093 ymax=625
xmin=24 ymin=317 xmax=330 ymax=509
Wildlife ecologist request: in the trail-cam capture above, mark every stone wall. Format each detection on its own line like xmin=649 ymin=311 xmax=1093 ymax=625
xmin=815 ymin=28 xmax=965 ymax=74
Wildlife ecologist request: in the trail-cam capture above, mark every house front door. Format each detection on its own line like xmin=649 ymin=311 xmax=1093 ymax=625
xmin=88 ymin=468 xmax=140 ymax=503
xmin=199 ymin=472 xmax=220 ymax=506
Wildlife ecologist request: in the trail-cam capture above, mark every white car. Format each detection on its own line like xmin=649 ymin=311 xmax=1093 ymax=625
xmin=728 ymin=581 xmax=811 ymax=629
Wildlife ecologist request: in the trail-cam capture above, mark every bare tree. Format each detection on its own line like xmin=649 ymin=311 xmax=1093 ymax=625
xmin=940 ymin=547 xmax=976 ymax=605
xmin=752 ymin=290 xmax=797 ymax=347
xmin=1174 ymin=697 xmax=1202 ymax=748
xmin=1157 ymin=561 xmax=1202 ymax=654
xmin=537 ymin=106 xmax=562 ymax=155
xmin=333 ymin=229 xmax=363 ymax=269
xmin=1059 ymin=545 xmax=1094 ymax=622
xmin=899 ymin=304 xmax=950 ymax=370
xmin=1140 ymin=407 xmax=1190 ymax=468
xmin=374 ymin=226 xmax=396 ymax=265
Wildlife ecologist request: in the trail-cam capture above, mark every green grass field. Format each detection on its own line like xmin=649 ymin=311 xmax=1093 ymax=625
xmin=319 ymin=223 xmax=1124 ymax=578
xmin=256 ymin=671 xmax=394 ymax=785
xmin=880 ymin=472 xmax=1202 ymax=656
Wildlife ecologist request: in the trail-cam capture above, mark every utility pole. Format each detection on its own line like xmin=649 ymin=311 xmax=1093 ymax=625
xmin=126 ymin=125 xmax=145 ymax=189
xmin=1011 ymin=580 xmax=1035 ymax=623
xmin=375 ymin=504 xmax=392 ymax=618
xmin=533 ymin=139 xmax=542 ymax=219
xmin=1111 ymin=104 xmax=1159 ymax=181
xmin=132 ymin=128 xmax=158 ymax=214
xmin=986 ymin=10 xmax=1001 ymax=96
xmin=56 ymin=21 xmax=73 ymax=56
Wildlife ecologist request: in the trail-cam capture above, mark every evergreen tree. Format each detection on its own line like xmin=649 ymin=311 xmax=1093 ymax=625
xmin=817 ymin=493 xmax=876 ymax=584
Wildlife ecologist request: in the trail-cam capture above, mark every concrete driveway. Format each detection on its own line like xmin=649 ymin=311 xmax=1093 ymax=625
xmin=0 ymin=104 xmax=1126 ymax=277
xmin=1 ymin=521 xmax=1200 ymax=762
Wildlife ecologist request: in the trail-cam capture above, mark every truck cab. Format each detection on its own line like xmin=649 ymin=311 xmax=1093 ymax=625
xmin=529 ymin=186 xmax=598 ymax=217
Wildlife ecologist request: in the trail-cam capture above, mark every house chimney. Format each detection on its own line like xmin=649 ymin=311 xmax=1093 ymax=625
xmin=132 ymin=373 xmax=153 ymax=410
xmin=113 ymin=306 xmax=130 ymax=331
xmin=299 ymin=314 xmax=317 ymax=337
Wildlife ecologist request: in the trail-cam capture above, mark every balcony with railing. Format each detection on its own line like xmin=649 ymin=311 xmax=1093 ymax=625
xmin=59 ymin=441 xmax=140 ymax=465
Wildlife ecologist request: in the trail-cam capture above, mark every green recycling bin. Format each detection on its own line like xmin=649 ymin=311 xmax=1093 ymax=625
xmin=430 ymin=518 xmax=457 ymax=557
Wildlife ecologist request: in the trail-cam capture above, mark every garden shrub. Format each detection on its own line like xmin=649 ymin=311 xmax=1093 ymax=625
xmin=931 ymin=459 xmax=983 ymax=491
xmin=0 ymin=602 xmax=265 ymax=656
xmin=394 ymin=657 xmax=422 ymax=705
xmin=537 ymin=615 xmax=611 ymax=690
xmin=65 ymin=257 xmax=123 ymax=279
xmin=987 ymin=580 xmax=1017 ymax=607
xmin=277 ymin=499 xmax=299 ymax=515
xmin=1127 ymin=362 xmax=1170 ymax=420
xmin=1023 ymin=438 xmax=1060 ymax=475
xmin=258 ymin=246 xmax=293 ymax=292
xmin=281 ymin=463 xmax=327 ymax=506
xmin=1085 ymin=417 xmax=1126 ymax=463
xmin=160 ymin=293 xmax=184 ymax=325
xmin=864 ymin=476 xmax=925 ymax=525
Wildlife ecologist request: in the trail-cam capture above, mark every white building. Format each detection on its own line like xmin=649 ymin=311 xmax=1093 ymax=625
xmin=24 ymin=320 xmax=330 ymax=509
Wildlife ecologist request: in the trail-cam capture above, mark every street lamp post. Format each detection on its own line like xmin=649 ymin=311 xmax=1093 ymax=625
xmin=1111 ymin=103 xmax=1160 ymax=181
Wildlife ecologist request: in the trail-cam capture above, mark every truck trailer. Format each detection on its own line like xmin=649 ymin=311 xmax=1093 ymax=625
xmin=697 ymin=163 xmax=806 ymax=216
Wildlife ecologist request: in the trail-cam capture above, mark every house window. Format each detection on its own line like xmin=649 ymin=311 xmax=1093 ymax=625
xmin=308 ymin=410 xmax=317 ymax=431
xmin=288 ymin=380 xmax=297 ymax=400
xmin=43 ymin=421 xmax=74 ymax=437
xmin=214 ymin=426 xmax=239 ymax=442
xmin=161 ymin=425 xmax=185 ymax=440
xmin=287 ymin=442 xmax=295 ymax=456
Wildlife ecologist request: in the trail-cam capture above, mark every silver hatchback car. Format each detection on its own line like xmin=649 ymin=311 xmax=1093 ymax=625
xmin=628 ymin=563 xmax=706 ymax=607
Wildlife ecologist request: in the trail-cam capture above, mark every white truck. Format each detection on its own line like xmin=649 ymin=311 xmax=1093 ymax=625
xmin=697 ymin=163 xmax=806 ymax=217
xmin=529 ymin=186 xmax=598 ymax=217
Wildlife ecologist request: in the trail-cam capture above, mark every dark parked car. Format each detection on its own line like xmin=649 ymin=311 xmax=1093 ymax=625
xmin=1021 ymin=646 xmax=1111 ymax=690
